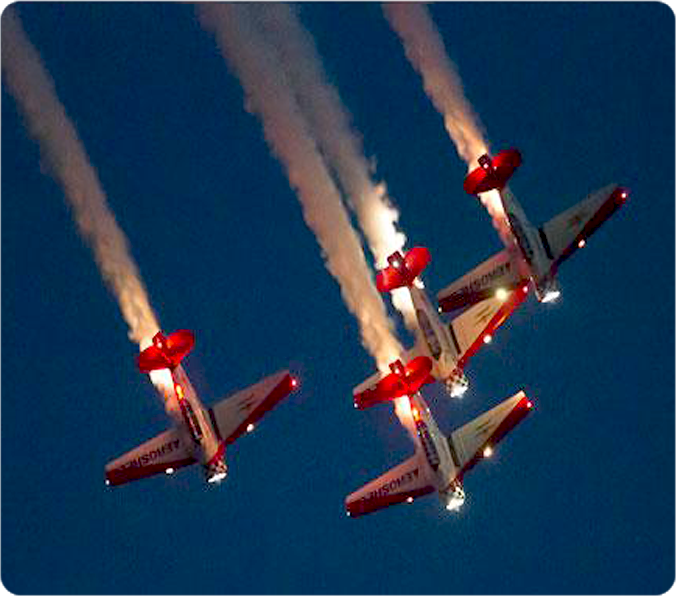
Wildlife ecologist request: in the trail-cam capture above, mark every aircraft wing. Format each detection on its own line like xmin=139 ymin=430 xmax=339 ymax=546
xmin=208 ymin=371 xmax=295 ymax=445
xmin=105 ymin=427 xmax=197 ymax=486
xmin=345 ymin=452 xmax=435 ymax=517
xmin=448 ymin=390 xmax=532 ymax=478
xmin=540 ymin=184 xmax=627 ymax=273
xmin=437 ymin=249 xmax=524 ymax=313
xmin=449 ymin=288 xmax=529 ymax=370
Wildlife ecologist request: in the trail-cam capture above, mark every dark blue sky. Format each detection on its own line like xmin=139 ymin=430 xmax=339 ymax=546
xmin=2 ymin=3 xmax=674 ymax=594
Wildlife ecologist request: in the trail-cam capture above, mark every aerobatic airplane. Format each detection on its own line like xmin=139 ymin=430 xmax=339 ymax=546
xmin=105 ymin=329 xmax=297 ymax=486
xmin=346 ymin=357 xmax=533 ymax=517
xmin=439 ymin=148 xmax=628 ymax=312
xmin=362 ymin=246 xmax=527 ymax=397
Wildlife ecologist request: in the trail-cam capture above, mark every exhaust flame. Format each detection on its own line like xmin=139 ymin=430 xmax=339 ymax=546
xmin=2 ymin=9 xmax=160 ymax=346
xmin=384 ymin=3 xmax=512 ymax=246
xmin=250 ymin=3 xmax=416 ymax=331
xmin=198 ymin=3 xmax=402 ymax=373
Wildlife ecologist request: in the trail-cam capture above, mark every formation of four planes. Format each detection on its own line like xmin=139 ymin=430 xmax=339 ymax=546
xmin=105 ymin=148 xmax=628 ymax=518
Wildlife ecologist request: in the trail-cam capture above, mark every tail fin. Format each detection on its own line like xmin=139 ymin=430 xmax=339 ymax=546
xmin=376 ymin=247 xmax=431 ymax=292
xmin=437 ymin=250 xmax=524 ymax=313
xmin=540 ymin=184 xmax=628 ymax=274
xmin=448 ymin=391 xmax=533 ymax=478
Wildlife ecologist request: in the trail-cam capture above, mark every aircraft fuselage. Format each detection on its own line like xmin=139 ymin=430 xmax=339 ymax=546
xmin=154 ymin=364 xmax=228 ymax=482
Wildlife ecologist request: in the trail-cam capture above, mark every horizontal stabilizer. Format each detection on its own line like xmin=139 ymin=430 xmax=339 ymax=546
xmin=209 ymin=371 xmax=296 ymax=445
xmin=448 ymin=391 xmax=533 ymax=478
xmin=437 ymin=249 xmax=524 ymax=313
xmin=137 ymin=329 xmax=195 ymax=373
xmin=105 ymin=427 xmax=196 ymax=486
xmin=464 ymin=149 xmax=522 ymax=195
xmin=449 ymin=286 xmax=529 ymax=370
xmin=541 ymin=184 xmax=628 ymax=273
xmin=345 ymin=453 xmax=435 ymax=517
xmin=353 ymin=356 xmax=434 ymax=410
xmin=376 ymin=247 xmax=431 ymax=292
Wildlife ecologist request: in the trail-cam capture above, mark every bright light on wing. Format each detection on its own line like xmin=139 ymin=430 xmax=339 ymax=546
xmin=483 ymin=445 xmax=493 ymax=458
xmin=495 ymin=287 xmax=508 ymax=301
xmin=246 ymin=423 xmax=255 ymax=433
xmin=483 ymin=334 xmax=492 ymax=344
xmin=542 ymin=289 xmax=561 ymax=303
xmin=207 ymin=471 xmax=228 ymax=484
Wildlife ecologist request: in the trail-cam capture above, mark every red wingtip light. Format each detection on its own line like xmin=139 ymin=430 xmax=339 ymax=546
xmin=290 ymin=376 xmax=299 ymax=390
xmin=527 ymin=400 xmax=533 ymax=409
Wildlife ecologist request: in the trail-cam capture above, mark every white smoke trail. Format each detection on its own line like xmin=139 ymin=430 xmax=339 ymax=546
xmin=197 ymin=3 xmax=403 ymax=374
xmin=2 ymin=9 xmax=160 ymax=346
xmin=383 ymin=3 xmax=512 ymax=246
xmin=250 ymin=3 xmax=418 ymax=333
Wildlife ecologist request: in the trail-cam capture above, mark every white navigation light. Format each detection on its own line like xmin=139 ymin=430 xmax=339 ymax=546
xmin=246 ymin=423 xmax=255 ymax=433
xmin=207 ymin=471 xmax=228 ymax=484
xmin=105 ymin=479 xmax=110 ymax=486
xmin=483 ymin=445 xmax=493 ymax=458
xmin=444 ymin=481 xmax=466 ymax=511
xmin=542 ymin=289 xmax=561 ymax=303
xmin=450 ymin=383 xmax=467 ymax=398
xmin=406 ymin=497 xmax=414 ymax=503
xmin=483 ymin=334 xmax=492 ymax=344
xmin=578 ymin=239 xmax=586 ymax=249
xmin=495 ymin=287 xmax=508 ymax=301
xmin=165 ymin=467 xmax=175 ymax=475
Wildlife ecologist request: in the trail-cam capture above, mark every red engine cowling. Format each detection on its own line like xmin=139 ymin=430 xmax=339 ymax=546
xmin=354 ymin=356 xmax=434 ymax=410
xmin=137 ymin=329 xmax=195 ymax=373
xmin=463 ymin=148 xmax=522 ymax=195
xmin=376 ymin=247 xmax=431 ymax=292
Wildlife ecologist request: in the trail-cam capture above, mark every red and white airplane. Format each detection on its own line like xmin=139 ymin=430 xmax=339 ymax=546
xmin=362 ymin=246 xmax=527 ymax=397
xmin=439 ymin=148 xmax=629 ymax=312
xmin=105 ymin=329 xmax=297 ymax=486
xmin=347 ymin=356 xmax=533 ymax=517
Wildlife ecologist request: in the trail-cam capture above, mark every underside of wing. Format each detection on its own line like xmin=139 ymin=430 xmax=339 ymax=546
xmin=345 ymin=453 xmax=435 ymax=518
xmin=208 ymin=371 xmax=296 ymax=445
xmin=437 ymin=249 xmax=523 ymax=313
xmin=448 ymin=391 xmax=533 ymax=478
xmin=105 ymin=428 xmax=196 ymax=486
xmin=541 ymin=184 xmax=627 ymax=273
xmin=449 ymin=286 xmax=529 ymax=370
